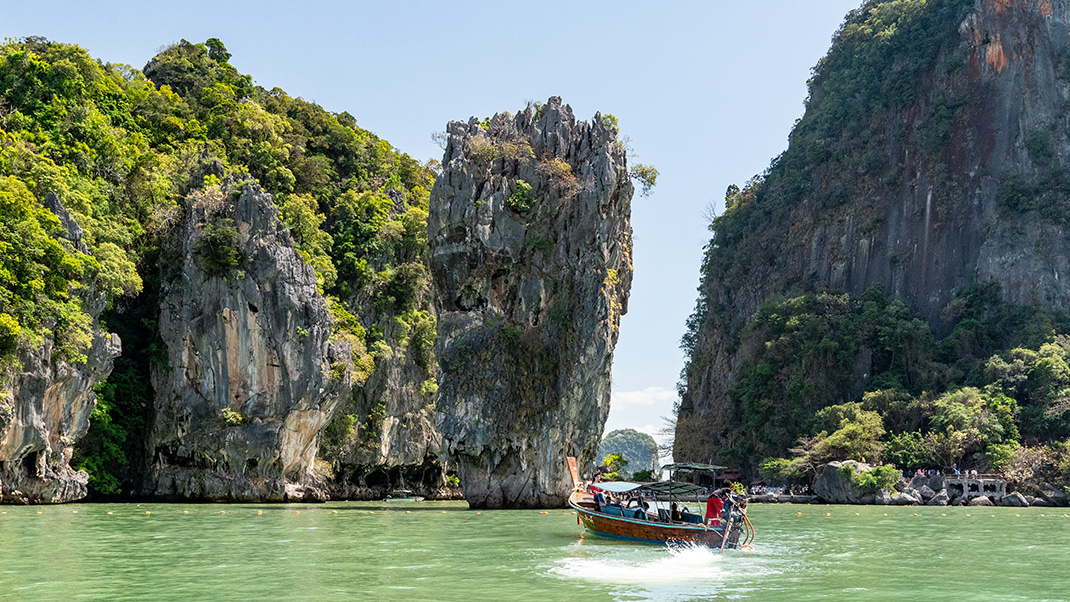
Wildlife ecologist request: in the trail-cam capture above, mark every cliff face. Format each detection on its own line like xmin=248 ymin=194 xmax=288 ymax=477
xmin=429 ymin=97 xmax=633 ymax=508
xmin=678 ymin=0 xmax=1070 ymax=464
xmin=146 ymin=182 xmax=351 ymax=501
xmin=0 ymin=194 xmax=121 ymax=504
xmin=324 ymin=300 xmax=446 ymax=500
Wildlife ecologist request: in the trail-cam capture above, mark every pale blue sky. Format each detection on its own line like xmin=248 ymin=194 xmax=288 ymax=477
xmin=4 ymin=1 xmax=861 ymax=442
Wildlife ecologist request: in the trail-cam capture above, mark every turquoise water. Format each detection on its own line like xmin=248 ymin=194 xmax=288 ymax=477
xmin=1 ymin=502 xmax=1068 ymax=601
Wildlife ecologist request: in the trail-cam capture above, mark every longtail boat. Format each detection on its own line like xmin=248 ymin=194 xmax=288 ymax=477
xmin=566 ymin=457 xmax=754 ymax=549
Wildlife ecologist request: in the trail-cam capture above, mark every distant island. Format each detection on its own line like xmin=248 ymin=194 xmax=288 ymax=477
xmin=597 ymin=429 xmax=659 ymax=478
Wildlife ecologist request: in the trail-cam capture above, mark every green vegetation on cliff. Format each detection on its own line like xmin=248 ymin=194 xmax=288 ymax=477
xmin=0 ymin=37 xmax=436 ymax=496
xmin=681 ymin=0 xmax=976 ymax=327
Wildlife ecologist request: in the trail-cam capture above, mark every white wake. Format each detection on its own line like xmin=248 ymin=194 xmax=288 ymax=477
xmin=550 ymin=543 xmax=728 ymax=585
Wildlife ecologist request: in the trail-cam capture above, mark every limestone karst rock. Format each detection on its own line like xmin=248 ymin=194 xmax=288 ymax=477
xmin=927 ymin=489 xmax=952 ymax=506
xmin=1001 ymin=491 xmax=1029 ymax=507
xmin=917 ymin=484 xmax=937 ymax=502
xmin=312 ymin=185 xmax=446 ymax=500
xmin=894 ymin=490 xmax=920 ymax=505
xmin=0 ymin=193 xmax=120 ymax=504
xmin=677 ymin=0 xmax=1070 ymax=469
xmin=429 ymin=97 xmax=634 ymax=508
xmin=146 ymin=181 xmax=352 ymax=501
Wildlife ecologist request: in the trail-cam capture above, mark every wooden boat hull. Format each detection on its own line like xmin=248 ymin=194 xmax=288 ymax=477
xmin=568 ymin=490 xmax=743 ymax=548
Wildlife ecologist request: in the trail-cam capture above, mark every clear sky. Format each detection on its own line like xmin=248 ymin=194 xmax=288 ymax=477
xmin=3 ymin=0 xmax=862 ymax=447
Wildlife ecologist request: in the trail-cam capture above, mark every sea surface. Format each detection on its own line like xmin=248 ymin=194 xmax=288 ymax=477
xmin=1 ymin=501 xmax=1067 ymax=601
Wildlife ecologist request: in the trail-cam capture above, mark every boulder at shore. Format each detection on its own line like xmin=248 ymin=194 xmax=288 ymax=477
xmin=1001 ymin=492 xmax=1029 ymax=507
xmin=812 ymin=461 xmax=901 ymax=504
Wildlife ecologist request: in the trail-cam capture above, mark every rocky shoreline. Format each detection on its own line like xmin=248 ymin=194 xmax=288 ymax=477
xmin=748 ymin=491 xmax=1067 ymax=508
xmin=747 ymin=461 xmax=1070 ymax=508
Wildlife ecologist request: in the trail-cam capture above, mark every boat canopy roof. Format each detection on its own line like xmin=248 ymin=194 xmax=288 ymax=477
xmin=591 ymin=481 xmax=643 ymax=493
xmin=641 ymin=480 xmax=707 ymax=496
xmin=662 ymin=462 xmax=726 ymax=472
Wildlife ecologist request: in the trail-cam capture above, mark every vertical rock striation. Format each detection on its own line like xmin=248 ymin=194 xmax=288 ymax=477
xmin=428 ymin=97 xmax=633 ymax=508
xmin=0 ymin=193 xmax=120 ymax=504
xmin=316 ymin=188 xmax=448 ymax=501
xmin=146 ymin=181 xmax=351 ymax=501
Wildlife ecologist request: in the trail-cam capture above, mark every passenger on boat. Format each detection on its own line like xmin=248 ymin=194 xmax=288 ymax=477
xmin=706 ymin=495 xmax=724 ymax=526
xmin=670 ymin=502 xmax=682 ymax=522
xmin=629 ymin=502 xmax=646 ymax=520
xmin=594 ymin=490 xmax=606 ymax=510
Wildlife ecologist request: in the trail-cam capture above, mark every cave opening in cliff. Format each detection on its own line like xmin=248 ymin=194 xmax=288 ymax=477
xmin=22 ymin=452 xmax=38 ymax=477
xmin=365 ymin=468 xmax=389 ymax=488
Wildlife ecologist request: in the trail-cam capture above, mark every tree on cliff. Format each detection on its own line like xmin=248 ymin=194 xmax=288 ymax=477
xmin=598 ymin=454 xmax=629 ymax=481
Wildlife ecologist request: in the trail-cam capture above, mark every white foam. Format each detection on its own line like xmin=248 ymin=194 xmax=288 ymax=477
xmin=551 ymin=543 xmax=727 ymax=585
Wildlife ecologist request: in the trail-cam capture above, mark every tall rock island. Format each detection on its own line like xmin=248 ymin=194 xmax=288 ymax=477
xmin=428 ymin=97 xmax=634 ymax=508
xmin=677 ymin=0 xmax=1070 ymax=470
xmin=146 ymin=181 xmax=352 ymax=501
xmin=0 ymin=37 xmax=458 ymax=504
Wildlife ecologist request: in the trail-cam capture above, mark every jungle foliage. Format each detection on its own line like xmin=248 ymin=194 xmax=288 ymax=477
xmin=726 ymin=284 xmax=1070 ymax=494
xmin=597 ymin=453 xmax=629 ymax=482
xmin=0 ymin=37 xmax=436 ymax=496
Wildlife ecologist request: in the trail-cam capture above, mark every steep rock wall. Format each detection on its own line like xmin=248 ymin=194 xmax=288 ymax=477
xmin=146 ymin=182 xmax=351 ymax=501
xmin=429 ymin=97 xmax=633 ymax=508
xmin=678 ymin=0 xmax=1070 ymax=464
xmin=0 ymin=193 xmax=120 ymax=504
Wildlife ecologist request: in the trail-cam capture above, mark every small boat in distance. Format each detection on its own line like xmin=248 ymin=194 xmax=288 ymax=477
xmin=566 ymin=457 xmax=753 ymax=549
xmin=384 ymin=490 xmax=424 ymax=502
